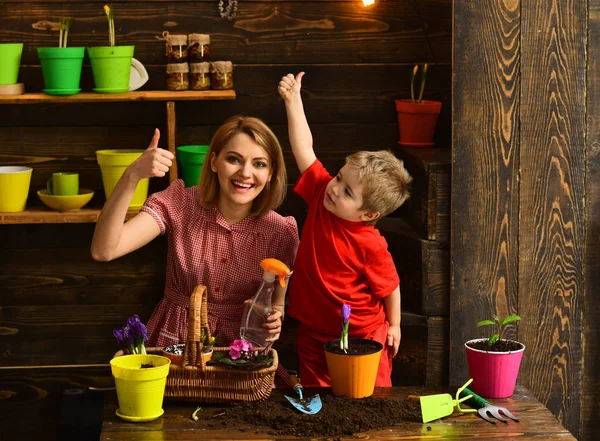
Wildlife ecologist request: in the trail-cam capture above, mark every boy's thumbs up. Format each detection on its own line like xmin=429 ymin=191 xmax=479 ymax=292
xmin=295 ymin=72 xmax=305 ymax=84
xmin=148 ymin=128 xmax=160 ymax=149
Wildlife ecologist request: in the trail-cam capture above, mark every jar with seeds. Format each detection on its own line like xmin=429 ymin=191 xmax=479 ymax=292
xmin=189 ymin=62 xmax=211 ymax=90
xmin=210 ymin=61 xmax=233 ymax=90
xmin=166 ymin=63 xmax=189 ymax=91
xmin=188 ymin=34 xmax=210 ymax=63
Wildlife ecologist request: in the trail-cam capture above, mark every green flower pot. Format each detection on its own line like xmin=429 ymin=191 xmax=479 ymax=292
xmin=177 ymin=145 xmax=210 ymax=187
xmin=87 ymin=45 xmax=134 ymax=93
xmin=37 ymin=47 xmax=85 ymax=95
xmin=0 ymin=43 xmax=24 ymax=85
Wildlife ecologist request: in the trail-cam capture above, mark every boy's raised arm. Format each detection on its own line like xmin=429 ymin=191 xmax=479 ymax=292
xmin=278 ymin=72 xmax=317 ymax=174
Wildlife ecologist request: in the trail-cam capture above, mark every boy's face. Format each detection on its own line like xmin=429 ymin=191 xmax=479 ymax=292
xmin=323 ymin=164 xmax=379 ymax=223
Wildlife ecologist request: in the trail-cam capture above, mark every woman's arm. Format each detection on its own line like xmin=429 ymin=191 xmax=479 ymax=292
xmin=91 ymin=129 xmax=174 ymax=261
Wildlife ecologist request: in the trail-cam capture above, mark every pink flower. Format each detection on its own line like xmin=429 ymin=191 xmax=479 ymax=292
xmin=229 ymin=348 xmax=241 ymax=360
xmin=230 ymin=339 xmax=253 ymax=352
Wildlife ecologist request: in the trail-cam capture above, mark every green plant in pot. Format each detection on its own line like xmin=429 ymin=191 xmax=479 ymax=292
xmin=110 ymin=314 xmax=171 ymax=422
xmin=37 ymin=17 xmax=86 ymax=96
xmin=395 ymin=64 xmax=442 ymax=147
xmin=323 ymin=305 xmax=383 ymax=398
xmin=464 ymin=314 xmax=525 ymax=399
xmin=87 ymin=4 xmax=134 ymax=93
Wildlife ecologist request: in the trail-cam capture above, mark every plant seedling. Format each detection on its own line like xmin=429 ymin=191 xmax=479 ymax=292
xmin=410 ymin=64 xmax=428 ymax=104
xmin=477 ymin=314 xmax=521 ymax=345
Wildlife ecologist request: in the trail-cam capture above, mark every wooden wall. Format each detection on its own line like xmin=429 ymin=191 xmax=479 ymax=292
xmin=452 ymin=1 xmax=598 ymax=440
xmin=0 ymin=1 xmax=452 ymax=440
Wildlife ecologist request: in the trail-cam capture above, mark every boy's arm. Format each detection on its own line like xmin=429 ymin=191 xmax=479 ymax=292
xmin=278 ymin=72 xmax=317 ymax=174
xmin=383 ymin=285 xmax=402 ymax=357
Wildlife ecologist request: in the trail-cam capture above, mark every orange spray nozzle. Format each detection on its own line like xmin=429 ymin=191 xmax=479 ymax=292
xmin=260 ymin=258 xmax=292 ymax=287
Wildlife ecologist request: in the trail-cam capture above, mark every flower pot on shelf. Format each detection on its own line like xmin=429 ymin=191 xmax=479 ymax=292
xmin=110 ymin=353 xmax=171 ymax=422
xmin=0 ymin=43 xmax=23 ymax=85
xmin=465 ymin=338 xmax=525 ymax=398
xmin=324 ymin=338 xmax=382 ymax=399
xmin=96 ymin=149 xmax=149 ymax=210
xmin=37 ymin=47 xmax=85 ymax=95
xmin=395 ymin=99 xmax=442 ymax=147
xmin=87 ymin=45 xmax=134 ymax=93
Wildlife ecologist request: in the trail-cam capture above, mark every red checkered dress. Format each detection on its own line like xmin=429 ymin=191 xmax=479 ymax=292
xmin=140 ymin=180 xmax=299 ymax=359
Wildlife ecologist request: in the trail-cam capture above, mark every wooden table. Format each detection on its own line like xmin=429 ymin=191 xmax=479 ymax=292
xmin=100 ymin=385 xmax=576 ymax=440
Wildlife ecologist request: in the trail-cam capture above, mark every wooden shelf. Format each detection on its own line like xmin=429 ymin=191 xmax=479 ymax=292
xmin=0 ymin=207 xmax=140 ymax=225
xmin=0 ymin=90 xmax=236 ymax=104
xmin=1 ymin=89 xmax=236 ymax=224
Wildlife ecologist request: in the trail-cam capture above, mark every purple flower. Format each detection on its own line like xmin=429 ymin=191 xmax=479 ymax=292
xmin=342 ymin=304 xmax=351 ymax=325
xmin=113 ymin=329 xmax=126 ymax=347
xmin=114 ymin=315 xmax=148 ymax=354
xmin=229 ymin=348 xmax=241 ymax=360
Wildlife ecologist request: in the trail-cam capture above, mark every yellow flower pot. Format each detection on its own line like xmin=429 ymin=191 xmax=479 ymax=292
xmin=324 ymin=339 xmax=382 ymax=398
xmin=110 ymin=354 xmax=171 ymax=422
xmin=96 ymin=149 xmax=149 ymax=210
xmin=0 ymin=166 xmax=32 ymax=212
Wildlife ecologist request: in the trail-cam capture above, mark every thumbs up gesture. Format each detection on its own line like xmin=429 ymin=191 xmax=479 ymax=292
xmin=128 ymin=128 xmax=175 ymax=181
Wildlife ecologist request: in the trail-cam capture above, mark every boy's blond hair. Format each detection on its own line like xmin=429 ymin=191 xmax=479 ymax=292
xmin=345 ymin=150 xmax=412 ymax=225
xmin=196 ymin=115 xmax=287 ymax=217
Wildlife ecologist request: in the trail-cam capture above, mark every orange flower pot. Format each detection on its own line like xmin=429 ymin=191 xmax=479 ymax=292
xmin=324 ymin=339 xmax=382 ymax=398
xmin=395 ymin=99 xmax=442 ymax=147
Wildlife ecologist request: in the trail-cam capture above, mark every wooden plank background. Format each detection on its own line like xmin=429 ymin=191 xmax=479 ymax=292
xmin=451 ymin=0 xmax=520 ymax=384
xmin=453 ymin=1 xmax=594 ymax=439
xmin=584 ymin=1 xmax=600 ymax=440
xmin=0 ymin=1 xmax=453 ymax=440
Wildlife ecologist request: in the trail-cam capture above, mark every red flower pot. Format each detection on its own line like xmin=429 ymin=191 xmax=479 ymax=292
xmin=465 ymin=338 xmax=525 ymax=398
xmin=395 ymin=99 xmax=442 ymax=147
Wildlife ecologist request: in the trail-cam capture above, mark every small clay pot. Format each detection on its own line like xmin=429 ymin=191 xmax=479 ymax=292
xmin=162 ymin=343 xmax=185 ymax=365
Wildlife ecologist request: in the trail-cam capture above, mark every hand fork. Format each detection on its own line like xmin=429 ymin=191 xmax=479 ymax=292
xmin=459 ymin=387 xmax=519 ymax=424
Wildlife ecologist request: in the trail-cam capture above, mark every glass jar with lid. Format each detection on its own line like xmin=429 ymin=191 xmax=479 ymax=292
xmin=189 ymin=62 xmax=211 ymax=90
xmin=188 ymin=34 xmax=210 ymax=63
xmin=166 ymin=63 xmax=189 ymax=91
xmin=210 ymin=61 xmax=233 ymax=90
xmin=162 ymin=32 xmax=188 ymax=63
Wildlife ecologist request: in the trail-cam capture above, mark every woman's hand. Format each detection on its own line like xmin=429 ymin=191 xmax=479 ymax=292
xmin=263 ymin=309 xmax=283 ymax=342
xmin=127 ymin=128 xmax=174 ymax=181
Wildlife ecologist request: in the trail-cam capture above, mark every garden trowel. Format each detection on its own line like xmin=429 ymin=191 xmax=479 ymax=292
xmin=419 ymin=378 xmax=478 ymax=423
xmin=284 ymin=374 xmax=322 ymax=415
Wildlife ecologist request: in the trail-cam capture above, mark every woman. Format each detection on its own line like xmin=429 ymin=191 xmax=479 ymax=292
xmin=91 ymin=116 xmax=299 ymax=366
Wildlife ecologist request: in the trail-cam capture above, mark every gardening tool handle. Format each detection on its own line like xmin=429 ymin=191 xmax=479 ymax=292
xmin=459 ymin=387 xmax=490 ymax=409
xmin=289 ymin=374 xmax=303 ymax=394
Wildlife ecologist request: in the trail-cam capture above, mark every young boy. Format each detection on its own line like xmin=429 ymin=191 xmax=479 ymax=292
xmin=278 ymin=72 xmax=413 ymax=387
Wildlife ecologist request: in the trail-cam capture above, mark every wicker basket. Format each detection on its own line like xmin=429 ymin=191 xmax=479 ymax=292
xmin=114 ymin=285 xmax=278 ymax=403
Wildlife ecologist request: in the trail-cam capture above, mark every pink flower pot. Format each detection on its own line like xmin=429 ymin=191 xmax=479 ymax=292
xmin=465 ymin=338 xmax=525 ymax=398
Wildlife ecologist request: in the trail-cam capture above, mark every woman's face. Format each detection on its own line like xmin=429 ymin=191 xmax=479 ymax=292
xmin=210 ymin=133 xmax=273 ymax=210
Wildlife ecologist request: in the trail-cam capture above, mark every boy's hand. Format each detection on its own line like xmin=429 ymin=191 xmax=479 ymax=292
xmin=387 ymin=324 xmax=401 ymax=357
xmin=278 ymin=72 xmax=305 ymax=101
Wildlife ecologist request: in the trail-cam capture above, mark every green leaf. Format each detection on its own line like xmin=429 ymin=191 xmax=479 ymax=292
xmin=502 ymin=315 xmax=521 ymax=326
xmin=235 ymin=359 xmax=248 ymax=365
xmin=489 ymin=334 xmax=499 ymax=345
xmin=477 ymin=320 xmax=496 ymax=327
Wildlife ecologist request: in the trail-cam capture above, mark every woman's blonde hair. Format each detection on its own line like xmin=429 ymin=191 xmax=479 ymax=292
xmin=346 ymin=150 xmax=412 ymax=225
xmin=196 ymin=115 xmax=287 ymax=217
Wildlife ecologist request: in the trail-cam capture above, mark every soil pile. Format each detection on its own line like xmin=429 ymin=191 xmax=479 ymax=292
xmin=224 ymin=395 xmax=421 ymax=437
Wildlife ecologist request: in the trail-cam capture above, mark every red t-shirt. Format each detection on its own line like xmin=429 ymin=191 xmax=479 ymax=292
xmin=288 ymin=160 xmax=399 ymax=339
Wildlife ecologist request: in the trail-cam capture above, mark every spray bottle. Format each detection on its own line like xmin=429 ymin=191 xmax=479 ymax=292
xmin=240 ymin=258 xmax=291 ymax=348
